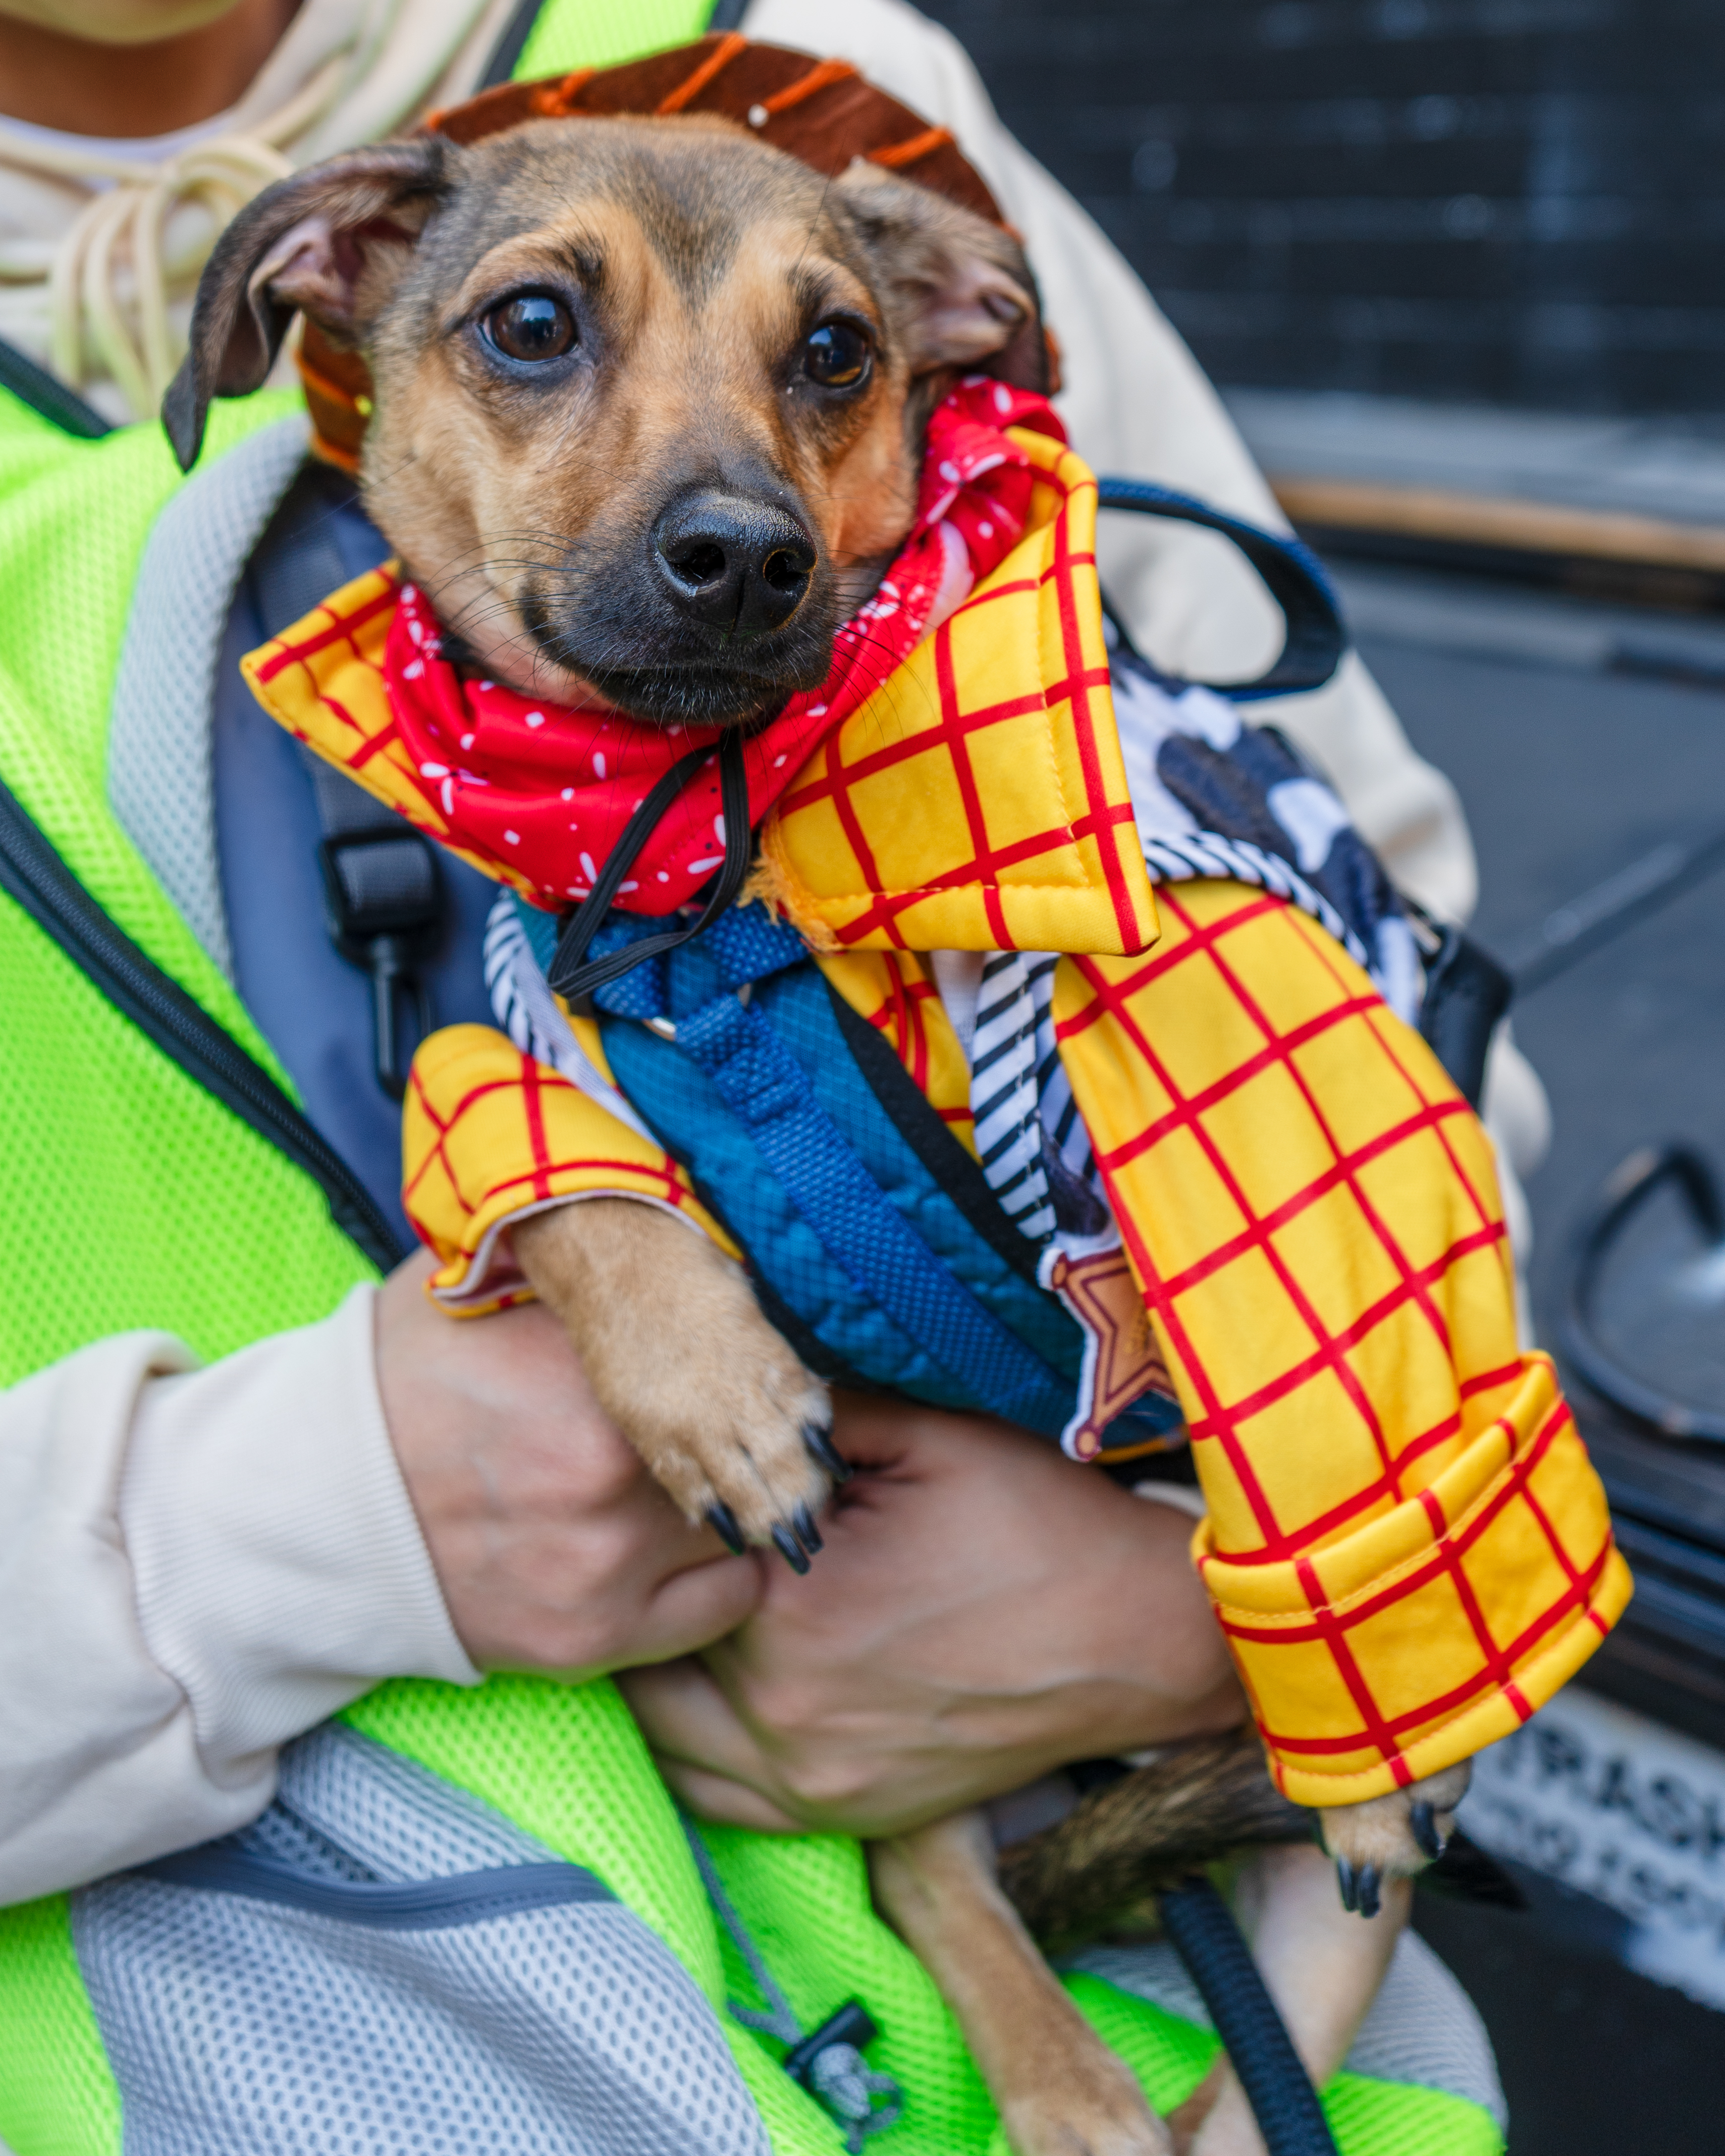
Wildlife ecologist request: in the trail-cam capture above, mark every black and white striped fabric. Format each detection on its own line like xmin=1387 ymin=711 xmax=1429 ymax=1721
xmin=966 ymin=643 xmax=1423 ymax=1249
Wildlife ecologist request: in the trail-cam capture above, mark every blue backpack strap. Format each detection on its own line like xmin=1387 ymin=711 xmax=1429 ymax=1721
xmin=673 ymin=989 xmax=1080 ymax=1435
xmin=1095 ymin=478 xmax=1345 ymax=702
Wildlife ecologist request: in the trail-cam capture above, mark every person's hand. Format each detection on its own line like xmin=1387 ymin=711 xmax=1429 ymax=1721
xmin=621 ymin=1394 xmax=1244 ymax=1836
xmin=376 ymin=1251 xmax=760 ymax=1677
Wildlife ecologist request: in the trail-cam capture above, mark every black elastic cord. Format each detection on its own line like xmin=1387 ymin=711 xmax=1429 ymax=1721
xmin=545 ymin=729 xmax=752 ymax=1002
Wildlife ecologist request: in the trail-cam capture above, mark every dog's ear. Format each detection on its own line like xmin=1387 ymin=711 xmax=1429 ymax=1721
xmin=162 ymin=138 xmax=450 ymax=472
xmin=834 ymin=163 xmax=1048 ymax=393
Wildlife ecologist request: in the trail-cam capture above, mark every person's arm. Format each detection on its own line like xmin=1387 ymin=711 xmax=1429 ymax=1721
xmin=742 ymin=0 xmax=1476 ymax=924
xmin=0 ymin=1257 xmax=759 ymax=1904
xmin=0 ymin=1285 xmax=469 ymax=1902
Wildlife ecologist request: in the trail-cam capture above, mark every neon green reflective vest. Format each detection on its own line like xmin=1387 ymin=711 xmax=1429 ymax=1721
xmin=0 ymin=6 xmax=1502 ymax=2149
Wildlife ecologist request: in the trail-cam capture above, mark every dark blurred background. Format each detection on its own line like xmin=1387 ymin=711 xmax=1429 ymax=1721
xmin=921 ymin=0 xmax=1725 ymax=412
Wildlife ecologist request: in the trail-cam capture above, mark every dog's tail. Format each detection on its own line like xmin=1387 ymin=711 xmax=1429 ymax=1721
xmin=998 ymin=1728 xmax=1309 ymax=1945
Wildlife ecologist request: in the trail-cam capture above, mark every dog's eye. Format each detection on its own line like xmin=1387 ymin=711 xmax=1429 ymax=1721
xmin=802 ymin=321 xmax=871 ymax=390
xmin=485 ymin=295 xmax=577 ymax=363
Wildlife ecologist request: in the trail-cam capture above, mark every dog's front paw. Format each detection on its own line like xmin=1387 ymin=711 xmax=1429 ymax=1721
xmin=629 ymin=1265 xmax=837 ymax=1572
xmin=1316 ymin=1761 xmax=1471 ymax=1916
xmin=513 ymin=1199 xmax=836 ymax=1568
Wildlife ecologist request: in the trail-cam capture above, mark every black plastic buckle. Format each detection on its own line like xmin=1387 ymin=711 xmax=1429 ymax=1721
xmin=317 ymin=830 xmax=443 ymax=1099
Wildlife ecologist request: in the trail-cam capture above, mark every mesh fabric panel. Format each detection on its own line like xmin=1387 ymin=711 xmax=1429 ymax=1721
xmin=0 ymin=895 xmax=377 ymax=1383
xmin=108 ymin=416 xmax=312 ymax=978
xmin=74 ymin=1727 xmax=768 ymax=2156
xmin=0 ymin=393 xmax=304 ymax=1049
xmin=340 ymin=1676 xmax=854 ymax=2154
xmin=0 ymin=391 xmax=376 ymax=1386
xmin=1322 ymin=2075 xmax=1503 ymax=2156
xmin=0 ymin=1894 xmax=120 ymax=2156
xmin=514 ymin=0 xmax=714 ymax=80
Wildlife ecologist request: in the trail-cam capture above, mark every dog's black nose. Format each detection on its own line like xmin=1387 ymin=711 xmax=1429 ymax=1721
xmin=652 ymin=492 xmax=816 ymax=637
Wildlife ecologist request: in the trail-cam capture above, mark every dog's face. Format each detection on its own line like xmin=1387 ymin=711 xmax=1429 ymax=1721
xmin=168 ymin=116 xmax=1044 ymax=723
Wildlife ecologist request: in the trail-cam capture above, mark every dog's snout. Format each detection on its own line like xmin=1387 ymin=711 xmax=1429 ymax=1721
xmin=652 ymin=492 xmax=816 ymax=638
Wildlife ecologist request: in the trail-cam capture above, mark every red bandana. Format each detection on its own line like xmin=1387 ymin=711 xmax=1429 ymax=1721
xmin=383 ymin=379 xmax=1065 ymax=913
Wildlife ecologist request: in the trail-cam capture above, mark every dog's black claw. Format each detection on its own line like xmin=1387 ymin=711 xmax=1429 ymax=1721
xmin=803 ymin=1424 xmax=853 ymax=1483
xmin=1335 ymin=1857 xmax=1359 ymax=1913
xmin=771 ymin=1523 xmax=812 ymax=1575
xmin=792 ymin=1502 xmax=823 ymax=1556
xmin=1355 ymin=1863 xmax=1382 ymax=1919
xmin=1409 ymin=1799 xmax=1446 ymax=1863
xmin=705 ymin=1502 xmax=747 ymax=1557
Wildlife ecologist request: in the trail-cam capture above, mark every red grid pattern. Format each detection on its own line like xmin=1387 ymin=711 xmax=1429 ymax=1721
xmin=1054 ymin=879 xmax=1625 ymax=1795
xmin=763 ymin=435 xmax=1157 ymax=961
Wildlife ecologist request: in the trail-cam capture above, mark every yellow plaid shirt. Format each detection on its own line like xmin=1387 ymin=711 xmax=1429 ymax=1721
xmin=245 ymin=428 xmax=1628 ymax=1806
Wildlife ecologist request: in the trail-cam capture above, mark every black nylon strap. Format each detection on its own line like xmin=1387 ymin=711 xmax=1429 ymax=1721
xmin=0 ymin=333 xmax=112 ymax=440
xmin=545 ymin=728 xmax=752 ymax=1001
xmin=477 ymin=0 xmax=548 ymax=87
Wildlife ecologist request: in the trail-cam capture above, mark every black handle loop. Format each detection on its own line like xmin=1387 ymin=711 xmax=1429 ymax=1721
xmin=1095 ymin=478 xmax=1347 ymax=702
xmin=546 ymin=727 xmax=752 ymax=1003
xmin=1563 ymin=1141 xmax=1725 ymax=1443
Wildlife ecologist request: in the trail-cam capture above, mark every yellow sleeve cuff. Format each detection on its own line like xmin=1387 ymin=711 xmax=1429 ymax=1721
xmin=402 ymin=1024 xmax=735 ymax=1315
xmin=1195 ymin=1353 xmax=1632 ymax=1805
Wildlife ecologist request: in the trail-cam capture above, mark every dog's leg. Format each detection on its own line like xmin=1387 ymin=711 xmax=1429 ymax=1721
xmin=512 ymin=1199 xmax=833 ymax=1557
xmin=1316 ymin=1763 xmax=1471 ymax=1916
xmin=1169 ymin=1842 xmax=1410 ymax=2156
xmin=871 ymin=1812 xmax=1173 ymax=2156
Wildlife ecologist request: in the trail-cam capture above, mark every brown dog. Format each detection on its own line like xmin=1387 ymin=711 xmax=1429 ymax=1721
xmin=169 ymin=106 xmax=1471 ymax=2156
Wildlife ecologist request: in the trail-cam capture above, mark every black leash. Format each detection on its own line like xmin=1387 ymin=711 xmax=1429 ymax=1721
xmin=1158 ymin=1877 xmax=1342 ymax=2156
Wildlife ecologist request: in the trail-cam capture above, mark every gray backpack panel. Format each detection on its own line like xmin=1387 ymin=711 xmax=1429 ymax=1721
xmin=72 ymin=1724 xmax=771 ymax=2156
